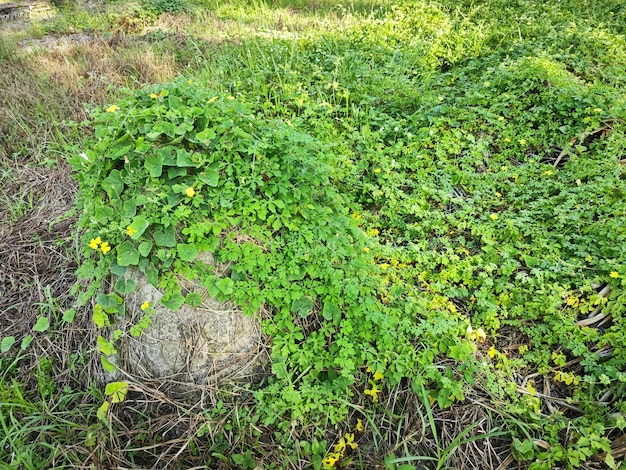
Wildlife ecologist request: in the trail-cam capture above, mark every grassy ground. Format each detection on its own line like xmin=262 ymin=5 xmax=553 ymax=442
xmin=1 ymin=0 xmax=625 ymax=468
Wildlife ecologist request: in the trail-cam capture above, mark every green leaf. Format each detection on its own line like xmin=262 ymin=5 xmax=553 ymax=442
xmin=196 ymin=128 xmax=216 ymax=145
xmin=33 ymin=317 xmax=50 ymax=333
xmin=114 ymin=278 xmax=136 ymax=294
xmin=185 ymin=292 xmax=203 ymax=307
xmin=1 ymin=336 xmax=16 ymax=353
xmin=215 ymin=277 xmax=234 ymax=295
xmin=101 ymin=170 xmax=123 ymax=201
xmin=101 ymin=355 xmax=116 ymax=374
xmin=128 ymin=216 xmax=150 ymax=240
xmin=176 ymin=149 xmax=194 ymax=167
xmin=322 ymin=302 xmax=340 ymax=321
xmin=62 ymin=309 xmax=76 ymax=323
xmin=511 ymin=438 xmax=535 ymax=461
xmin=93 ymin=305 xmax=109 ymax=328
xmin=177 ymin=243 xmax=198 ymax=262
xmin=138 ymin=240 xmax=153 ymax=257
xmin=110 ymin=261 xmax=128 ymax=276
xmin=20 ymin=335 xmax=33 ymax=350
xmin=122 ymin=199 xmax=137 ymax=218
xmin=117 ymin=241 xmax=140 ymax=266
xmin=96 ymin=293 xmax=122 ymax=310
xmin=291 ymin=297 xmax=313 ymax=317
xmin=200 ymin=168 xmax=219 ymax=187
xmin=144 ymin=153 xmax=164 ymax=177
xmin=161 ymin=292 xmax=185 ymax=311
xmin=97 ymin=400 xmax=110 ymax=423
xmin=167 ymin=167 xmax=187 ymax=179
xmin=145 ymin=263 xmax=159 ymax=288
xmin=153 ymin=226 xmax=176 ymax=247
xmin=105 ymin=381 xmax=129 ymax=403
xmin=153 ymin=121 xmax=178 ymax=138
xmin=97 ymin=336 xmax=116 ymax=356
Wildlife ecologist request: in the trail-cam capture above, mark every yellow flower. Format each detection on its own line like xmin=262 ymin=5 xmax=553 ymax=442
xmin=356 ymin=419 xmax=364 ymax=432
xmin=610 ymin=271 xmax=620 ymax=278
xmin=363 ymin=247 xmax=370 ymax=253
xmin=323 ymin=453 xmax=340 ymax=467
xmin=374 ymin=168 xmax=381 ymax=173
xmin=495 ymin=192 xmax=502 ymax=197
xmin=380 ymin=263 xmax=390 ymax=270
xmin=185 ymin=187 xmax=195 ymax=197
xmin=504 ymin=137 xmax=511 ymax=143
xmin=126 ymin=225 xmax=138 ymax=236
xmin=149 ymin=93 xmax=158 ymax=99
xmin=498 ymin=116 xmax=505 ymax=121
xmin=484 ymin=81 xmax=491 ymax=87
xmin=334 ymin=439 xmax=346 ymax=454
xmin=188 ymin=79 xmax=193 ymax=84
xmin=140 ymin=301 xmax=150 ymax=311
xmin=89 ymin=237 xmax=102 ymax=250
xmin=100 ymin=242 xmax=111 ymax=254
xmin=490 ymin=213 xmax=498 ymax=220
xmin=542 ymin=170 xmax=553 ymax=176
xmin=344 ymin=433 xmax=358 ymax=450
xmin=364 ymin=383 xmax=382 ymax=402
xmin=488 ymin=346 xmax=497 ymax=358
xmin=373 ymin=370 xmax=384 ymax=381
xmin=593 ymin=108 xmax=602 ymax=113
xmin=106 ymin=105 xmax=119 ymax=113
xmin=208 ymin=96 xmax=218 ymax=104
xmin=519 ymin=139 xmax=526 ymax=145
xmin=438 ymin=96 xmax=444 ymax=101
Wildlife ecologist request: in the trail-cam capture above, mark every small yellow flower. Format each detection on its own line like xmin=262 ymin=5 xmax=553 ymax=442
xmin=208 ymin=96 xmax=218 ymax=104
xmin=188 ymin=79 xmax=193 ymax=84
xmin=380 ymin=263 xmax=390 ymax=270
xmin=593 ymin=108 xmax=602 ymax=113
xmin=140 ymin=301 xmax=150 ymax=311
xmin=484 ymin=81 xmax=491 ymax=87
xmin=226 ymin=95 xmax=235 ymax=100
xmin=500 ymin=166 xmax=507 ymax=171
xmin=610 ymin=271 xmax=620 ymax=278
xmin=185 ymin=187 xmax=195 ymax=197
xmin=344 ymin=433 xmax=358 ymax=450
xmin=334 ymin=439 xmax=346 ymax=454
xmin=356 ymin=419 xmax=364 ymax=432
xmin=542 ymin=170 xmax=553 ymax=176
xmin=323 ymin=453 xmax=340 ymax=467
xmin=498 ymin=116 xmax=505 ymax=121
xmin=373 ymin=370 xmax=384 ymax=381
xmin=495 ymin=192 xmax=503 ymax=197
xmin=364 ymin=384 xmax=382 ymax=402
xmin=149 ymin=93 xmax=158 ymax=99
xmin=504 ymin=137 xmax=511 ymax=143
xmin=363 ymin=247 xmax=370 ymax=253
xmin=106 ymin=105 xmax=119 ymax=113
xmin=100 ymin=241 xmax=111 ymax=254
xmin=490 ymin=213 xmax=498 ymax=220
xmin=374 ymin=168 xmax=381 ymax=173
xmin=438 ymin=96 xmax=444 ymax=101
xmin=89 ymin=237 xmax=102 ymax=250
xmin=126 ymin=225 xmax=138 ymax=236
xmin=519 ymin=139 xmax=526 ymax=145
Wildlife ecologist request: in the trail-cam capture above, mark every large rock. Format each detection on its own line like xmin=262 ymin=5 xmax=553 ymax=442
xmin=114 ymin=254 xmax=266 ymax=397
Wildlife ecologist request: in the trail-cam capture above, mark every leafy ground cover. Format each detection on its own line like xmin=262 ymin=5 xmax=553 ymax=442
xmin=1 ymin=0 xmax=625 ymax=468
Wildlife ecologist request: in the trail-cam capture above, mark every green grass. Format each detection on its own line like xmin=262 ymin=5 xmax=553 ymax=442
xmin=1 ymin=0 xmax=625 ymax=468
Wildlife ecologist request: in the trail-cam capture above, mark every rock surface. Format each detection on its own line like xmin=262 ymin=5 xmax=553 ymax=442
xmin=115 ymin=255 xmax=265 ymax=396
